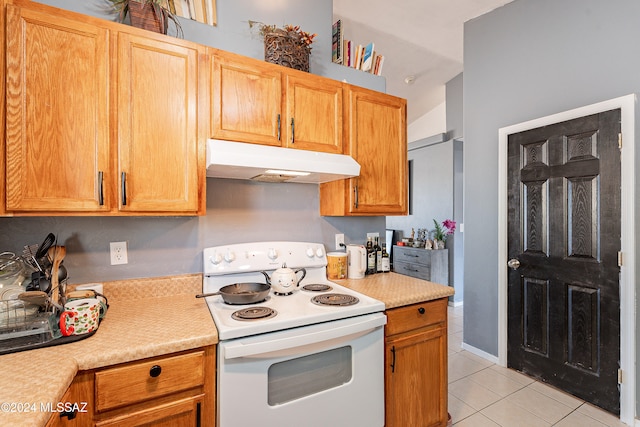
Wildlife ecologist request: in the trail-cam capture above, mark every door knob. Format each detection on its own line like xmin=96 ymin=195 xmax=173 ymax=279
xmin=507 ymin=258 xmax=521 ymax=270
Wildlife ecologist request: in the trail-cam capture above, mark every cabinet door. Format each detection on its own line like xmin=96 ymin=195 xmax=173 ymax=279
xmin=319 ymin=86 xmax=407 ymax=216
xmin=95 ymin=396 xmax=203 ymax=427
xmin=117 ymin=33 xmax=203 ymax=214
xmin=284 ymin=73 xmax=343 ymax=153
xmin=5 ymin=4 xmax=111 ymax=213
xmin=348 ymin=87 xmax=407 ymax=214
xmin=385 ymin=327 xmax=448 ymax=427
xmin=211 ymin=54 xmax=283 ymax=146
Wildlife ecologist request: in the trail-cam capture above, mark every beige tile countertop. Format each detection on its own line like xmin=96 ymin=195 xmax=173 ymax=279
xmin=336 ymin=272 xmax=454 ymax=309
xmin=0 ymin=274 xmax=217 ymax=427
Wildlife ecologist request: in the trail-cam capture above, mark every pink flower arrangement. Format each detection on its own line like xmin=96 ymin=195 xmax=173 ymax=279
xmin=433 ymin=219 xmax=456 ymax=241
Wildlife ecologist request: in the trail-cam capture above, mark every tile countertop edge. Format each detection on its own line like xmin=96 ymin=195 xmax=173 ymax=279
xmin=336 ymin=272 xmax=455 ymax=309
xmin=0 ymin=274 xmax=217 ymax=427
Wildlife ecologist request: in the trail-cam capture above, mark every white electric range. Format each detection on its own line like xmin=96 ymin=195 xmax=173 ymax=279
xmin=201 ymin=241 xmax=386 ymax=427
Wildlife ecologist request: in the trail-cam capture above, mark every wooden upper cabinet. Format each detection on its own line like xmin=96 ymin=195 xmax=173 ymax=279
xmin=117 ymin=32 xmax=205 ymax=215
xmin=211 ymin=51 xmax=343 ymax=153
xmin=211 ymin=52 xmax=283 ymax=146
xmin=320 ymin=85 xmax=407 ymax=216
xmin=284 ymin=73 xmax=343 ymax=153
xmin=5 ymin=3 xmax=111 ymax=213
xmin=3 ymin=0 xmax=205 ymax=216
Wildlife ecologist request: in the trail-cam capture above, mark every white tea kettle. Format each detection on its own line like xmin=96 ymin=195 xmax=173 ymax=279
xmin=261 ymin=264 xmax=306 ymax=294
xmin=346 ymin=244 xmax=366 ymax=279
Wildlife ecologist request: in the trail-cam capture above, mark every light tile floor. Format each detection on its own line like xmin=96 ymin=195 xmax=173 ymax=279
xmin=447 ymin=305 xmax=627 ymax=426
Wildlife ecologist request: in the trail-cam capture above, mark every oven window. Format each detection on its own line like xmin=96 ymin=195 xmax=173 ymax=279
xmin=267 ymin=346 xmax=352 ymax=406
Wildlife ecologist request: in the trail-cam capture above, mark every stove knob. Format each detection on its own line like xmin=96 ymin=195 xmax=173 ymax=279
xmin=224 ymin=250 xmax=236 ymax=263
xmin=306 ymin=247 xmax=315 ymax=258
xmin=315 ymin=247 xmax=324 ymax=258
xmin=210 ymin=252 xmax=223 ymax=265
xmin=268 ymin=248 xmax=278 ymax=260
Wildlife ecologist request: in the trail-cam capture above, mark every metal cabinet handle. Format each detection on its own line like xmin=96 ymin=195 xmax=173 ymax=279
xmin=403 ymin=253 xmax=419 ymax=258
xmin=149 ymin=365 xmax=162 ymax=378
xmin=121 ymin=172 xmax=127 ymax=206
xmin=277 ymin=114 xmax=281 ymax=141
xmin=98 ymin=171 xmax=104 ymax=206
xmin=507 ymin=258 xmax=521 ymax=270
xmin=402 ymin=266 xmax=420 ymax=273
xmin=390 ymin=346 xmax=396 ymax=373
xmin=354 ymin=185 xmax=359 ymax=209
xmin=290 ymin=117 xmax=295 ymax=143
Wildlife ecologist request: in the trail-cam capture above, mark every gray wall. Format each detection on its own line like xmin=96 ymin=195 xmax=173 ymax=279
xmin=33 ymin=0 xmax=384 ymax=92
xmin=463 ymin=0 xmax=640 ymax=410
xmin=0 ymin=0 xmax=388 ymax=284
xmin=0 ymin=179 xmax=384 ymax=283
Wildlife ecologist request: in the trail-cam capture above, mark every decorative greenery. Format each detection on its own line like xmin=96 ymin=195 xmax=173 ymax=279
xmin=433 ymin=219 xmax=456 ymax=241
xmin=248 ymin=20 xmax=317 ymax=49
xmin=107 ymin=0 xmax=183 ymax=37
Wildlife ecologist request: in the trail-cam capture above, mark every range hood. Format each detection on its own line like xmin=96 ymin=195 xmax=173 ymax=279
xmin=206 ymin=139 xmax=360 ymax=184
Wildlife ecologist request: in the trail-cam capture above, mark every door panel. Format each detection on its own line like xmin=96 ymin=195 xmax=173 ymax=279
xmin=507 ymin=109 xmax=621 ymax=414
xmin=5 ymin=4 xmax=110 ymax=212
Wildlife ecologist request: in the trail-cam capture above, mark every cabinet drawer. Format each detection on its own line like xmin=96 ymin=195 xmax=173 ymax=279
xmin=393 ymin=246 xmax=432 ymax=265
xmin=95 ymin=351 xmax=205 ymax=412
xmin=386 ymin=298 xmax=447 ymax=336
xmin=393 ymin=261 xmax=430 ymax=280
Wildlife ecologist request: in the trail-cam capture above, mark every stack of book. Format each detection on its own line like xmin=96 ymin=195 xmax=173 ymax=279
xmin=332 ymin=20 xmax=384 ymax=76
xmin=169 ymin=0 xmax=217 ymax=26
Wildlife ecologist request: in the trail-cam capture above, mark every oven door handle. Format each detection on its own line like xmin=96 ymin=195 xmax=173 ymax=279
xmin=223 ymin=313 xmax=387 ymax=360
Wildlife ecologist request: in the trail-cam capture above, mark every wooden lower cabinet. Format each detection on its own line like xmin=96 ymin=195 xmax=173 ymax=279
xmin=385 ymin=298 xmax=448 ymax=427
xmin=46 ymin=346 xmax=215 ymax=427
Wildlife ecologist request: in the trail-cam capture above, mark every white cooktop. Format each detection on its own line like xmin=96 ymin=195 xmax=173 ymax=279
xmin=202 ymin=242 xmax=385 ymax=340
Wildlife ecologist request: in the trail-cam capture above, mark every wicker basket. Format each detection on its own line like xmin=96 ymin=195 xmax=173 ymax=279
xmin=128 ymin=1 xmax=166 ymax=34
xmin=264 ymin=30 xmax=310 ymax=72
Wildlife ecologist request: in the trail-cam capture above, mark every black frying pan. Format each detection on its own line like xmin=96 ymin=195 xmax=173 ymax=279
xmin=196 ymin=282 xmax=270 ymax=305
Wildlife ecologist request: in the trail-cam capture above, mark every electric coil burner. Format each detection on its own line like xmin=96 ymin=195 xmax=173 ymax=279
xmin=311 ymin=293 xmax=359 ymax=306
xmin=231 ymin=306 xmax=277 ymax=321
xmin=302 ymin=283 xmax=332 ymax=292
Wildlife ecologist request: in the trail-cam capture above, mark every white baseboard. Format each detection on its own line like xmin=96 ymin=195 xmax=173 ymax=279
xmin=461 ymin=342 xmax=500 ymax=365
xmin=448 ymin=300 xmax=463 ymax=307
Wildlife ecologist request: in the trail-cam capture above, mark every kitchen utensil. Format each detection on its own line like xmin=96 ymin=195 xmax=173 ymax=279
xmin=18 ymin=291 xmax=48 ymax=308
xmin=195 ymin=282 xmax=271 ymax=305
xmin=346 ymin=244 xmax=367 ymax=279
xmin=26 ymin=271 xmax=51 ymax=293
xmin=35 ymin=233 xmax=56 ymax=260
xmin=260 ymin=264 xmax=306 ymax=294
xmin=326 ymin=252 xmax=348 ymax=280
xmin=48 ymin=245 xmax=66 ymax=306
xmin=59 ymin=298 xmax=100 ymax=336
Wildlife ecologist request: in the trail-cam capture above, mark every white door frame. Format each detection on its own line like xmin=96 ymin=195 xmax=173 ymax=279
xmin=497 ymin=94 xmax=636 ymax=425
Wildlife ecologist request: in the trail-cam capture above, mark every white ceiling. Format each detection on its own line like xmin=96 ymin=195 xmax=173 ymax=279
xmin=333 ymin=0 xmax=513 ymax=124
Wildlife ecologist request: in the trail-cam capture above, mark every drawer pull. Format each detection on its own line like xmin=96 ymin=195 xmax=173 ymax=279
xmin=149 ymin=365 xmax=162 ymax=378
xmin=403 ymin=253 xmax=419 ymax=258
xmin=418 ymin=307 xmax=425 ymax=315
xmin=60 ymin=410 xmax=76 ymax=420
xmin=402 ymin=266 xmax=420 ymax=272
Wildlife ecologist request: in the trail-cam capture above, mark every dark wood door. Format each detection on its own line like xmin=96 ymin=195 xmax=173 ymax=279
xmin=507 ymin=109 xmax=621 ymax=414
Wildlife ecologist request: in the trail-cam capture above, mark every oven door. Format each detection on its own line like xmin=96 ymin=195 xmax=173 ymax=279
xmin=217 ymin=312 xmax=386 ymax=427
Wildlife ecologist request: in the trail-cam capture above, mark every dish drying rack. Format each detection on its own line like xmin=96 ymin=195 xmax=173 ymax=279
xmin=0 ymin=299 xmax=57 ymax=353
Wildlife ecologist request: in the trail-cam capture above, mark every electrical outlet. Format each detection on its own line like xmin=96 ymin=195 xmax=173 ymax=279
xmin=335 ymin=234 xmax=345 ymax=251
xmin=110 ymin=241 xmax=128 ymax=265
